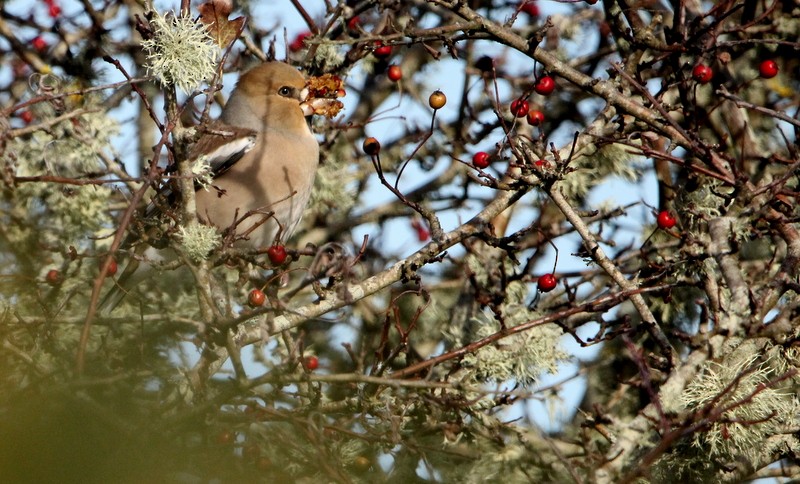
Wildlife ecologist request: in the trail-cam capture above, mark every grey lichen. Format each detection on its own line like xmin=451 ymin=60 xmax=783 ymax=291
xmin=141 ymin=10 xmax=218 ymax=94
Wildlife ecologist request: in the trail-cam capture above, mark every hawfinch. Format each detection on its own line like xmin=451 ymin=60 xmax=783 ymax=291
xmin=101 ymin=62 xmax=340 ymax=311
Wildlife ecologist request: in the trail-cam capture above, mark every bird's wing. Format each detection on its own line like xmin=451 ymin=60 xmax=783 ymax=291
xmin=187 ymin=123 xmax=258 ymax=179
xmin=143 ymin=123 xmax=257 ymax=219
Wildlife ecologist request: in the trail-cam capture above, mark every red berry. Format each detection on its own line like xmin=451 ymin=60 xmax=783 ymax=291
xmin=304 ymin=355 xmax=319 ymax=371
xmin=520 ymin=1 xmax=539 ymax=16
xmin=534 ymin=159 xmax=547 ymax=168
xmin=45 ymin=269 xmax=61 ymax=285
xmin=411 ymin=219 xmax=430 ymax=242
xmin=48 ymin=3 xmax=61 ymax=18
xmin=102 ymin=257 xmax=117 ymax=276
xmin=347 ymin=16 xmax=361 ymax=31
xmin=656 ymin=210 xmax=677 ymax=229
xmin=267 ymin=245 xmax=288 ymax=265
xmin=586 ymin=0 xmax=598 ymax=4
xmin=387 ymin=64 xmax=402 ymax=82
xmin=289 ymin=31 xmax=310 ymax=52
xmin=692 ymin=64 xmax=713 ymax=84
xmin=373 ymin=42 xmax=392 ymax=58
xmin=363 ymin=137 xmax=381 ymax=156
xmin=510 ymin=99 xmax=529 ymax=118
xmin=537 ymin=273 xmax=557 ymax=292
xmin=527 ymin=109 xmax=545 ymax=126
xmin=19 ymin=110 xmax=34 ymax=124
xmin=472 ymin=151 xmax=491 ymax=169
xmin=534 ymin=75 xmax=555 ymax=95
xmin=248 ymin=289 xmax=265 ymax=307
xmin=32 ymin=36 xmax=48 ymax=52
xmin=758 ymin=59 xmax=778 ymax=79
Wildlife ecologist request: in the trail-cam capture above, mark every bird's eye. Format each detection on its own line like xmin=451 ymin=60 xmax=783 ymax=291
xmin=278 ymin=86 xmax=293 ymax=97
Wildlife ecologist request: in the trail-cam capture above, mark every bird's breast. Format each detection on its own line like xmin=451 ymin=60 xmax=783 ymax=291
xmin=194 ymin=131 xmax=319 ymax=249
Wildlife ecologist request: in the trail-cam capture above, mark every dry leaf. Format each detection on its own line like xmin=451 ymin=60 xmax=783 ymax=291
xmin=198 ymin=0 xmax=245 ymax=48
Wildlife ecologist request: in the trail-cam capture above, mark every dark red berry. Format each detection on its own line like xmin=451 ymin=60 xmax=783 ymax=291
xmin=102 ymin=258 xmax=117 ymax=277
xmin=656 ymin=210 xmax=677 ymax=229
xmin=32 ymin=36 xmax=48 ymax=52
xmin=472 ymin=151 xmax=491 ymax=169
xmin=215 ymin=430 xmax=234 ymax=445
xmin=304 ymin=355 xmax=319 ymax=371
xmin=527 ymin=109 xmax=545 ymax=126
xmin=387 ymin=65 xmax=402 ymax=82
xmin=45 ymin=269 xmax=61 ymax=285
xmin=267 ymin=245 xmax=288 ymax=265
xmin=692 ymin=64 xmax=713 ymax=84
xmin=520 ymin=1 xmax=539 ymax=16
xmin=289 ymin=31 xmax=310 ymax=52
xmin=510 ymin=99 xmax=529 ymax=118
xmin=537 ymin=273 xmax=557 ymax=292
xmin=759 ymin=59 xmax=778 ymax=79
xmin=373 ymin=42 xmax=392 ymax=58
xmin=410 ymin=219 xmax=430 ymax=242
xmin=534 ymin=75 xmax=555 ymax=95
xmin=248 ymin=289 xmax=265 ymax=307
xmin=347 ymin=16 xmax=361 ymax=31
xmin=19 ymin=111 xmax=34 ymax=124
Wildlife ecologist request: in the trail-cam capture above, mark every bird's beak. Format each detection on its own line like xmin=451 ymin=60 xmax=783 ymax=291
xmin=301 ymin=74 xmax=345 ymax=118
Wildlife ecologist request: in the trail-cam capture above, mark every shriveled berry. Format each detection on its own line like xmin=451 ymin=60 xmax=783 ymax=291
xmin=363 ymin=137 xmax=381 ymax=156
xmin=475 ymin=56 xmax=495 ymax=72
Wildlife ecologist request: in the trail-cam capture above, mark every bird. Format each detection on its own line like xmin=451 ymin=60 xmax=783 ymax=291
xmin=100 ymin=61 xmax=333 ymax=312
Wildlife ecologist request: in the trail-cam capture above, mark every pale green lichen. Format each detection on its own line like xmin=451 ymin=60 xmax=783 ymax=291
xmin=177 ymin=223 xmax=220 ymax=262
xmin=6 ymin=108 xmax=116 ymax=246
xmin=309 ymin=142 xmax=357 ymax=217
xmin=458 ymin=281 xmax=568 ymax=386
xmin=190 ymin=154 xmax=215 ymax=190
xmin=142 ymin=11 xmax=218 ymax=94
xmin=680 ymin=350 xmax=799 ymax=462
